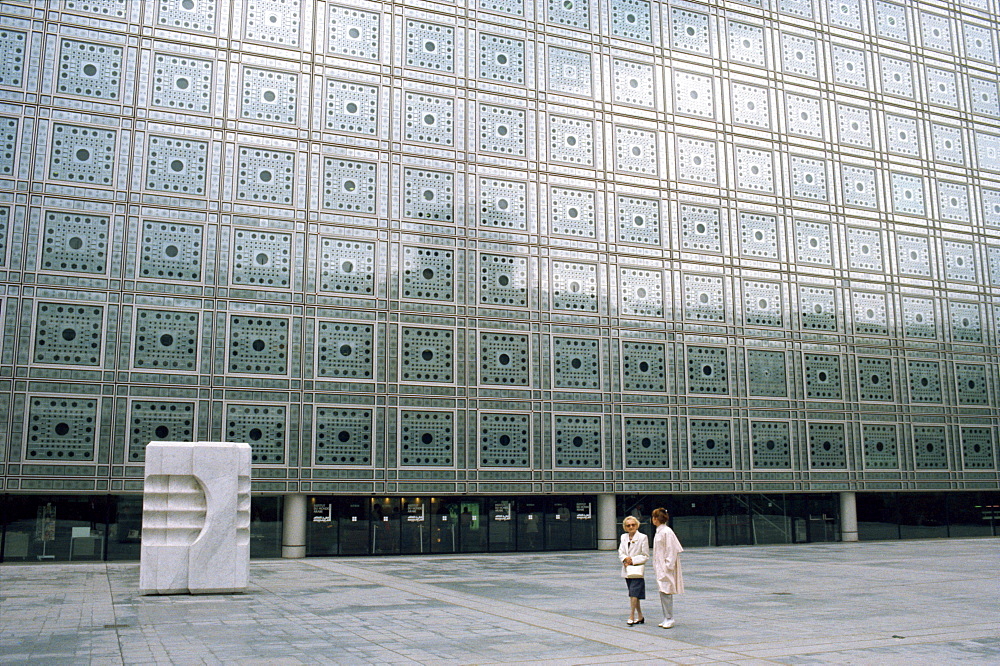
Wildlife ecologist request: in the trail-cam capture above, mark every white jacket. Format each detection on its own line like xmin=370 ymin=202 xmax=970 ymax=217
xmin=652 ymin=523 xmax=684 ymax=594
xmin=618 ymin=531 xmax=649 ymax=578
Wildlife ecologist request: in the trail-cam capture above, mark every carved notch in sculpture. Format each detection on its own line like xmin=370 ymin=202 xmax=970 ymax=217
xmin=139 ymin=441 xmax=251 ymax=595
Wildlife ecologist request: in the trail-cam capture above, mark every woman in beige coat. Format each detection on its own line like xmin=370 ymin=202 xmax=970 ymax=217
xmin=651 ymin=507 xmax=684 ymax=628
xmin=617 ymin=516 xmax=649 ymax=625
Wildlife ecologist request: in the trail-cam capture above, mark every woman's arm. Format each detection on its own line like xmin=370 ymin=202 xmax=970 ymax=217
xmin=631 ymin=533 xmax=649 ymax=565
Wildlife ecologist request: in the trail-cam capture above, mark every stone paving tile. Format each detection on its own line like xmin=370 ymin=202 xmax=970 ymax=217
xmin=1 ymin=539 xmax=998 ymax=664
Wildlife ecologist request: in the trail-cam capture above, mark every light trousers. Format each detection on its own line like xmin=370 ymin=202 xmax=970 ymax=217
xmin=659 ymin=592 xmax=673 ymax=620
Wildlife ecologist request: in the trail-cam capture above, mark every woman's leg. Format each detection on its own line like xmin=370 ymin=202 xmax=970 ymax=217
xmin=659 ymin=592 xmax=673 ymax=623
xmin=629 ymin=595 xmax=638 ymax=620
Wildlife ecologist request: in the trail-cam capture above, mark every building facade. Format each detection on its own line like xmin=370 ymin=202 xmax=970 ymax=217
xmin=1 ymin=0 xmax=999 ymax=561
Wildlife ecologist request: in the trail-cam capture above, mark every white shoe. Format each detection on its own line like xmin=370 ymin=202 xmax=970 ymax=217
xmin=658 ymin=619 xmax=675 ymax=629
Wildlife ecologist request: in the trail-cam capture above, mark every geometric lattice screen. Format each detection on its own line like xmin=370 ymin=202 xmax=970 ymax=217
xmin=5 ymin=0 xmax=1000 ymax=501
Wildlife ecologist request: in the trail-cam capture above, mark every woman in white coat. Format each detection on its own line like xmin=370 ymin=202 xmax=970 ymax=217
xmin=617 ymin=516 xmax=649 ymax=625
xmin=651 ymin=507 xmax=684 ymax=629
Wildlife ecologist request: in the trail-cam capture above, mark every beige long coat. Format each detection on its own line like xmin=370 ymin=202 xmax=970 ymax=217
xmin=652 ymin=523 xmax=684 ymax=594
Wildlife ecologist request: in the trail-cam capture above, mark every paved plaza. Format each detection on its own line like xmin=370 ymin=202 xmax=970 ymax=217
xmin=1 ymin=538 xmax=998 ymax=664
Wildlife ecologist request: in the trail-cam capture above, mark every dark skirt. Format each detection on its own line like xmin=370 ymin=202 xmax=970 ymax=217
xmin=626 ymin=577 xmax=646 ymax=599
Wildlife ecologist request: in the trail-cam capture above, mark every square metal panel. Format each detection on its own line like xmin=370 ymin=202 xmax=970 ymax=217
xmin=480 ymin=253 xmax=528 ymax=307
xmin=479 ymin=178 xmax=527 ymax=230
xmin=139 ymin=220 xmax=203 ymax=282
xmin=549 ymin=115 xmax=594 ymax=166
xmin=742 ymin=280 xmax=782 ymax=327
xmin=738 ymin=212 xmax=779 ymax=260
xmin=955 ymin=363 xmax=989 ymax=405
xmin=33 ymin=302 xmax=105 ymax=366
xmin=752 ymin=421 xmax=791 ymax=469
xmin=479 ymin=331 xmax=529 ymax=386
xmin=900 ymin=297 xmax=935 ymax=339
xmin=851 ymin=291 xmax=888 ymax=336
xmin=624 ymin=417 xmax=669 ymax=468
xmin=152 ymin=54 xmax=212 ymax=112
xmin=679 ymin=204 xmax=722 ymax=253
xmin=675 ymin=136 xmax=718 ymax=185
xmin=236 ymin=147 xmax=294 ymax=204
xmin=683 ymin=273 xmax=725 ymax=322
xmin=550 ymin=47 xmax=593 ymax=97
xmin=730 ymin=83 xmax=770 ymax=129
xmin=621 ymin=341 xmax=666 ymax=392
xmin=846 ymin=227 xmax=883 ymax=272
xmin=128 ymin=401 xmax=195 ymax=463
xmin=132 ymin=308 xmax=199 ymax=372
xmin=58 ymin=39 xmax=122 ymax=101
xmin=245 ymin=0 xmax=300 ymax=47
xmin=405 ymin=20 xmax=455 ymax=72
xmin=862 ymin=424 xmax=898 ymax=469
xmin=616 ymin=195 xmax=660 ymax=246
xmin=479 ymin=33 xmax=525 ymax=84
xmin=804 ymin=353 xmax=842 ymax=400
xmin=808 ymin=422 xmax=847 ymax=468
xmin=913 ymin=425 xmax=948 ymax=469
xmin=727 ymin=21 xmax=765 ymax=67
xmin=328 ymin=5 xmax=380 ymax=60
xmin=26 ymin=396 xmax=98 ymax=461
xmin=612 ymin=58 xmax=652 ymax=107
xmin=554 ymin=414 xmax=602 ymax=467
xmin=325 ymin=80 xmax=379 ymax=136
xmin=618 ymin=267 xmax=663 ymax=317
xmin=553 ymin=337 xmax=600 ymax=389
xmin=907 ymin=360 xmax=943 ymax=403
xmin=404 ymin=93 xmax=454 ymax=146
xmin=546 ymin=0 xmax=590 ymax=29
xmin=231 ymin=229 xmax=291 ymax=287
xmin=403 ymin=169 xmax=453 ymax=222
xmin=41 ymin=211 xmax=109 ymax=274
xmin=157 ymin=0 xmax=215 ymax=32
xmin=400 ymin=326 xmax=454 ymax=383
xmin=795 ymin=220 xmax=833 ymax=266
xmin=610 ymin=0 xmax=652 ymax=42
xmin=479 ymin=104 xmax=526 ymax=156
xmin=323 ymin=158 xmax=377 ymax=213
xmin=320 ymin=238 xmax=375 ymax=296
xmin=146 ymin=136 xmax=208 ymax=195
xmin=228 ymin=315 xmax=289 ymax=375
xmin=614 ymin=126 xmax=658 ymax=176
xmin=686 ymin=345 xmax=729 ymax=395
xmin=551 ymin=261 xmax=598 ymax=312
xmin=799 ymin=286 xmax=837 ymax=331
xmin=241 ymin=67 xmax=298 ymax=124
xmin=225 ymin=404 xmax=286 ymax=463
xmin=479 ymin=412 xmax=530 ymax=467
xmin=875 ymin=1 xmax=908 ymax=42
xmin=316 ymin=322 xmax=373 ymax=379
xmin=549 ymin=187 xmax=596 ymax=238
xmin=50 ymin=123 xmax=117 ymax=186
xmin=315 ymin=407 xmax=372 ymax=465
xmin=402 ymin=245 xmax=454 ymax=301
xmin=857 ymin=356 xmax=894 ymax=402
xmin=670 ymin=7 xmax=710 ymax=54
xmin=746 ymin=349 xmax=788 ymax=396
xmin=960 ymin=427 xmax=995 ymax=469
xmin=689 ymin=419 xmax=732 ymax=469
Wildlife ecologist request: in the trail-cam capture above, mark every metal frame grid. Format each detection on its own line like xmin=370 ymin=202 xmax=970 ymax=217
xmin=0 ymin=0 xmax=998 ymax=498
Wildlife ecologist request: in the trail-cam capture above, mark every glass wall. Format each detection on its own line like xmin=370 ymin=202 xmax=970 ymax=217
xmin=304 ymin=495 xmax=596 ymax=556
xmin=621 ymin=493 xmax=842 ymax=547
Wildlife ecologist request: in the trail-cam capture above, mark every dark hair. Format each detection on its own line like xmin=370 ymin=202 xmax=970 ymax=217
xmin=651 ymin=507 xmax=669 ymax=523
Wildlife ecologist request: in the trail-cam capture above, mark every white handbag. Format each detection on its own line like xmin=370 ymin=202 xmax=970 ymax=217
xmin=625 ymin=564 xmax=645 ymax=578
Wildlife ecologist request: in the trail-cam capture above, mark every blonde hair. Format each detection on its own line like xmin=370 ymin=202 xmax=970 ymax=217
xmin=622 ymin=516 xmax=641 ymax=528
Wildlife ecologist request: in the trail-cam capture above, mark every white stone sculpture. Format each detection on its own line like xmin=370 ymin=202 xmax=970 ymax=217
xmin=139 ymin=441 xmax=251 ymax=595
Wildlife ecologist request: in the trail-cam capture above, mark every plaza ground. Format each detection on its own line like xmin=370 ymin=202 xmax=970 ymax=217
xmin=1 ymin=538 xmax=998 ymax=664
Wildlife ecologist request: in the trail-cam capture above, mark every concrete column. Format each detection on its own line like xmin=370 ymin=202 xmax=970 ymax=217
xmin=281 ymin=494 xmax=308 ymax=558
xmin=596 ymin=493 xmax=617 ymax=551
xmin=840 ymin=491 xmax=858 ymax=543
